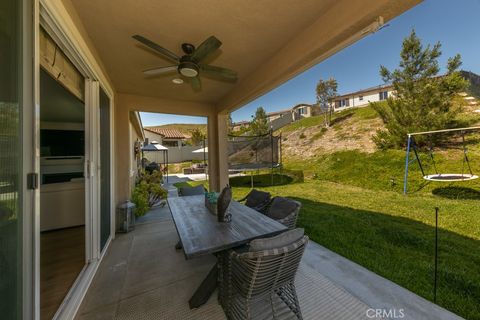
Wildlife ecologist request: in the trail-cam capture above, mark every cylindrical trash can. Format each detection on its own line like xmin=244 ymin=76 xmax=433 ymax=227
xmin=116 ymin=200 xmax=136 ymax=233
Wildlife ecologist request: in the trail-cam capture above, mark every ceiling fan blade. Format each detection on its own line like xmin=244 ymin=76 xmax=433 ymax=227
xmin=143 ymin=65 xmax=178 ymax=76
xmin=132 ymin=35 xmax=179 ymax=62
xmin=191 ymin=36 xmax=222 ymax=63
xmin=189 ymin=76 xmax=201 ymax=91
xmin=200 ymin=64 xmax=237 ymax=80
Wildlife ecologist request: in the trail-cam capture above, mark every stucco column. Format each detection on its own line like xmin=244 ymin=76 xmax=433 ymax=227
xmin=114 ymin=99 xmax=133 ymax=205
xmin=208 ymin=113 xmax=229 ymax=191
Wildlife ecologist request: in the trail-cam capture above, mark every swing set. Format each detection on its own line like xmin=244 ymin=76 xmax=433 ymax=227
xmin=403 ymin=126 xmax=480 ymax=194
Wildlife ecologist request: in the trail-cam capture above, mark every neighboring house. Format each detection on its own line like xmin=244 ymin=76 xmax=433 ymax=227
xmin=143 ymin=127 xmax=205 ymax=163
xmin=232 ymin=103 xmax=317 ymax=132
xmin=144 ymin=127 xmax=186 ymax=147
xmin=231 ymin=120 xmax=250 ymax=132
xmin=291 ymin=103 xmax=316 ymax=121
xmin=266 ymin=109 xmax=291 ymax=122
xmin=332 ymin=84 xmax=394 ymax=111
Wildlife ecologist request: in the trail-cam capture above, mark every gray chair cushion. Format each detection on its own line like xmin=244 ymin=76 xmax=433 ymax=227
xmin=249 ymin=228 xmax=304 ymax=252
xmin=265 ymin=197 xmax=299 ymax=220
xmin=179 ymin=184 xmax=205 ymax=196
xmin=245 ymin=189 xmax=271 ymax=209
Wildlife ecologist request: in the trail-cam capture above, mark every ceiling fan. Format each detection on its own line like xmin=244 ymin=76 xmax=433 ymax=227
xmin=132 ymin=34 xmax=238 ymax=90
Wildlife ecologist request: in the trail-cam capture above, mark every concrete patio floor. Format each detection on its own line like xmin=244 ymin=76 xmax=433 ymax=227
xmin=75 ymin=179 xmax=461 ymax=320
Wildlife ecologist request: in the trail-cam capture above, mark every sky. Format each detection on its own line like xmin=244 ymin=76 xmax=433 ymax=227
xmin=141 ymin=0 xmax=480 ymax=126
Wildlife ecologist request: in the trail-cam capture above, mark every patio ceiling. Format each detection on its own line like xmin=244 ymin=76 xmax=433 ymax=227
xmin=65 ymin=0 xmax=421 ymax=113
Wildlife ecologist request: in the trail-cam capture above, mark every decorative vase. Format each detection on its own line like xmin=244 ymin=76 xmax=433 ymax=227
xmin=217 ymin=185 xmax=232 ymax=222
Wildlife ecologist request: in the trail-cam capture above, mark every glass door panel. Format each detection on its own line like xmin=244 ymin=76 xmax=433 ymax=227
xmin=0 ymin=0 xmax=23 ymax=318
xmin=99 ymin=88 xmax=111 ymax=251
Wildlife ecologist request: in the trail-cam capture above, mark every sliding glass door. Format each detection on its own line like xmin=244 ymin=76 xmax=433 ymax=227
xmin=99 ymin=88 xmax=111 ymax=252
xmin=0 ymin=0 xmax=24 ymax=318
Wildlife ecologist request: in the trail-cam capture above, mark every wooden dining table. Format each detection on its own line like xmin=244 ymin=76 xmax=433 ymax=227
xmin=168 ymin=195 xmax=288 ymax=309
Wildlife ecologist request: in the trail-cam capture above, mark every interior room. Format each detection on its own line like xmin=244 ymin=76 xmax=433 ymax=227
xmin=39 ymin=30 xmax=86 ymax=319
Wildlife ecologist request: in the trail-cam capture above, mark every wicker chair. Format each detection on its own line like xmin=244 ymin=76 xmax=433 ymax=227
xmin=178 ymin=184 xmax=206 ymax=197
xmin=238 ymin=189 xmax=271 ymax=213
xmin=264 ymin=197 xmax=301 ymax=229
xmin=219 ymin=229 xmax=308 ymax=320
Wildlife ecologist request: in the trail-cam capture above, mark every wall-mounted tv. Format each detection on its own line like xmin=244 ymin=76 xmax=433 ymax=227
xmin=40 ymin=129 xmax=85 ymax=157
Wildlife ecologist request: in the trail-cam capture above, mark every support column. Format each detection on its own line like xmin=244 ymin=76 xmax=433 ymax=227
xmin=207 ymin=113 xmax=229 ymax=192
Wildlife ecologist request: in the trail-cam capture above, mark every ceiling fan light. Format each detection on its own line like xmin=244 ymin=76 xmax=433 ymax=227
xmin=180 ymin=67 xmax=198 ymax=77
xmin=178 ymin=61 xmax=199 ymax=78
xmin=172 ymin=78 xmax=184 ymax=84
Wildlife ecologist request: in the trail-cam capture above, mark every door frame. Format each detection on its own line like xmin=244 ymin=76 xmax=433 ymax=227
xmin=35 ymin=1 xmax=116 ymax=319
xmin=23 ymin=0 xmax=39 ymax=319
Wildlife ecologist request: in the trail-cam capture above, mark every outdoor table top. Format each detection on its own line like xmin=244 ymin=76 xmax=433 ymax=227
xmin=168 ymin=195 xmax=288 ymax=259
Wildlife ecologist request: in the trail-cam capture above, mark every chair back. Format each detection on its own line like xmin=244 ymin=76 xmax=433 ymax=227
xmin=245 ymin=189 xmax=271 ymax=211
xmin=230 ymin=235 xmax=308 ymax=299
xmin=179 ymin=184 xmax=205 ymax=196
xmin=265 ymin=197 xmax=301 ymax=229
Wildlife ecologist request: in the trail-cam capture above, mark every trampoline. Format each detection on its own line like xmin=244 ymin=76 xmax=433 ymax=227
xmin=423 ymin=173 xmax=478 ymax=182
xmin=227 ymin=131 xmax=282 ymax=187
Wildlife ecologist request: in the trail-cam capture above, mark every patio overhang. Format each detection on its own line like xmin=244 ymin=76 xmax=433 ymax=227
xmin=53 ymin=0 xmax=422 ymax=201
xmin=64 ymin=0 xmax=421 ymax=113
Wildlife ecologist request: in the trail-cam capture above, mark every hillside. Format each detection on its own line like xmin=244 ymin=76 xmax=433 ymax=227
xmin=145 ymin=123 xmax=207 ymax=138
xmin=279 ymin=91 xmax=480 ymax=163
xmin=279 ymin=106 xmax=384 ymax=160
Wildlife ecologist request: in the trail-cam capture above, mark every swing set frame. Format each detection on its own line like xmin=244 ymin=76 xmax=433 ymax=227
xmin=403 ymin=126 xmax=480 ymax=194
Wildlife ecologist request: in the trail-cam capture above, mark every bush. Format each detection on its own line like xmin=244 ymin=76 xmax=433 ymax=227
xmin=132 ymin=182 xmax=149 ymax=217
xmin=132 ymin=170 xmax=167 ymax=217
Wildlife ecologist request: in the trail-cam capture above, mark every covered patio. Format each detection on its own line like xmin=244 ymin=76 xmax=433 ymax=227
xmin=75 ymin=178 xmax=459 ymax=320
xmin=36 ymin=1 xmax=457 ymax=319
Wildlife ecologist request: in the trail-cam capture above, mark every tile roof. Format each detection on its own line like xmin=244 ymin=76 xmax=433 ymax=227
xmin=144 ymin=127 xmax=186 ymax=139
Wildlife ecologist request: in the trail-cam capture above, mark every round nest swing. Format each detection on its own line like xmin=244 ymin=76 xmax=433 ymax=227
xmin=423 ymin=173 xmax=479 ymax=182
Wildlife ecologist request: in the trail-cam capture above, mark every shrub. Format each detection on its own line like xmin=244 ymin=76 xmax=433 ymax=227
xmin=132 ymin=170 xmax=167 ymax=217
xmin=132 ymin=182 xmax=149 ymax=217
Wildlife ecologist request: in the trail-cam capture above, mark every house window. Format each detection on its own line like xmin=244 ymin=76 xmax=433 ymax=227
xmin=359 ymin=95 xmax=363 ymax=101
xmin=379 ymin=91 xmax=388 ymax=100
xmin=163 ymin=140 xmax=178 ymax=147
xmin=340 ymin=99 xmax=350 ymax=107
xmin=298 ymin=107 xmax=305 ymax=115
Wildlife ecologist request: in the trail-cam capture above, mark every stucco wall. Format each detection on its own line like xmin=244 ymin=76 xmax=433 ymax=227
xmin=334 ymin=88 xmax=394 ymax=111
xmin=115 ymin=93 xmax=225 ymax=204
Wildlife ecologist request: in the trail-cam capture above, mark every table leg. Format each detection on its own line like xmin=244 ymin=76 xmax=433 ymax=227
xmin=189 ymin=263 xmax=218 ymax=309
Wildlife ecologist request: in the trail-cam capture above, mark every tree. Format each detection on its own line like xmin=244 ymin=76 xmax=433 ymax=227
xmin=227 ymin=114 xmax=234 ymax=134
xmin=250 ymin=107 xmax=269 ymax=135
xmin=189 ymin=128 xmax=205 ymax=146
xmin=372 ymin=30 xmax=468 ymax=149
xmin=316 ymin=78 xmax=338 ymax=127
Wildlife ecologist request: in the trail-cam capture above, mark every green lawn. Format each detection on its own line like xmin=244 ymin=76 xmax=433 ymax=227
xmin=173 ymin=104 xmax=480 ymax=318
xmin=176 ymin=172 xmax=480 ymax=319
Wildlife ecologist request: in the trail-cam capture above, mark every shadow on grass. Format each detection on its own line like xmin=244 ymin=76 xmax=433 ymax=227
xmin=290 ymin=196 xmax=480 ymax=320
xmin=432 ymin=186 xmax=480 ymax=200
xmin=229 ymin=174 xmax=293 ymax=188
